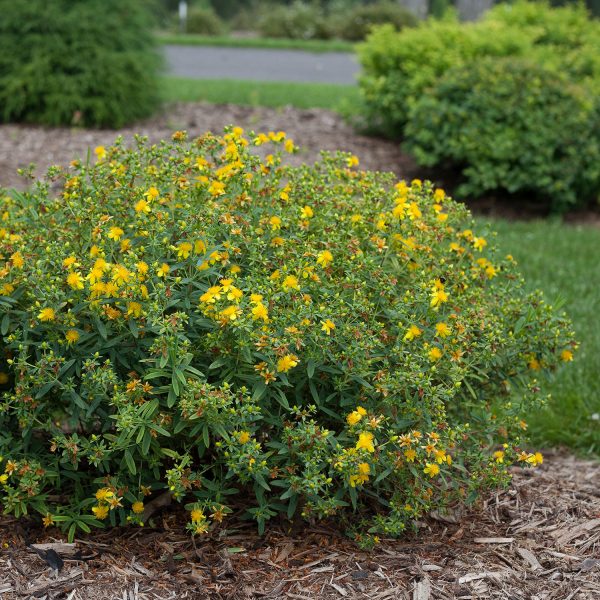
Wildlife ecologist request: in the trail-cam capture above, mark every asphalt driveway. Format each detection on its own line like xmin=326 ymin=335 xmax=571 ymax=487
xmin=164 ymin=45 xmax=359 ymax=84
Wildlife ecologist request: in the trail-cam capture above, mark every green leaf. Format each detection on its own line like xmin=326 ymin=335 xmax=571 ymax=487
xmin=1 ymin=313 xmax=10 ymax=336
xmin=124 ymin=449 xmax=136 ymax=475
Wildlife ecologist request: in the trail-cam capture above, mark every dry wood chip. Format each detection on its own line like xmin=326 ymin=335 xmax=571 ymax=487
xmin=311 ymin=565 xmax=334 ymax=573
xmin=516 ymin=547 xmax=542 ymax=571
xmin=545 ymin=550 xmax=581 ymax=561
xmin=457 ymin=571 xmax=506 ymax=584
xmin=473 ymin=537 xmax=514 ymax=544
xmin=329 ymin=582 xmax=348 ymax=596
xmin=300 ymin=553 xmax=339 ymax=569
xmin=29 ymin=542 xmax=78 ymax=556
xmin=18 ymin=567 xmax=84 ymax=596
xmin=413 ymin=577 xmax=431 ymax=600
xmin=553 ymin=518 xmax=600 ymax=545
xmin=422 ymin=564 xmax=443 ymax=572
xmin=275 ymin=542 xmax=295 ymax=564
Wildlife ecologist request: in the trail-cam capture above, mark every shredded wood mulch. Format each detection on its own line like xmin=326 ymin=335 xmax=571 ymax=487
xmin=0 ymin=451 xmax=598 ymax=600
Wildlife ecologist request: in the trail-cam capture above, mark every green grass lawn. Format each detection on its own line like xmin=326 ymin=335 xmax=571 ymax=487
xmin=158 ymin=33 xmax=355 ymax=53
xmin=160 ymin=76 xmax=360 ymax=111
xmin=486 ymin=218 xmax=600 ymax=455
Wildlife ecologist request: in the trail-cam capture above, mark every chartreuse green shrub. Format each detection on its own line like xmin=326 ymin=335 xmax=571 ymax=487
xmin=0 ymin=129 xmax=575 ymax=543
xmin=0 ymin=0 xmax=161 ymax=128
xmin=356 ymin=1 xmax=600 ymax=209
xmin=405 ymin=60 xmax=600 ymax=213
xmin=357 ymin=1 xmax=600 ymax=135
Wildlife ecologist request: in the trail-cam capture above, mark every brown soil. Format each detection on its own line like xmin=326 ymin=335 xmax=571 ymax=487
xmin=1 ymin=451 xmax=598 ymax=599
xmin=0 ymin=103 xmax=417 ymax=191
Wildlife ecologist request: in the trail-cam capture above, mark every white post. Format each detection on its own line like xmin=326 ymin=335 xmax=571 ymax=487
xmin=178 ymin=1 xmax=188 ymax=33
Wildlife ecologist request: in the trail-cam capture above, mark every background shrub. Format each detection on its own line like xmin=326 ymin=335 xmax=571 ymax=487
xmin=404 ymin=60 xmax=600 ymax=212
xmin=336 ymin=1 xmax=417 ymax=41
xmin=185 ymin=6 xmax=227 ymax=35
xmin=0 ymin=130 xmax=574 ymax=540
xmin=0 ymin=0 xmax=161 ymax=128
xmin=258 ymin=1 xmax=334 ymax=39
xmin=356 ymin=1 xmax=600 ymax=209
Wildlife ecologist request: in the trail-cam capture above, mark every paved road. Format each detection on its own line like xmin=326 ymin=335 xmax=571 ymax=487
xmin=164 ymin=45 xmax=359 ymax=85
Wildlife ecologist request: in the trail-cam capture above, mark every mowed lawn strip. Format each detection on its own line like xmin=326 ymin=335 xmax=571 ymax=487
xmin=157 ymin=34 xmax=355 ymax=53
xmin=161 ymin=76 xmax=360 ymax=110
xmin=486 ymin=218 xmax=600 ymax=455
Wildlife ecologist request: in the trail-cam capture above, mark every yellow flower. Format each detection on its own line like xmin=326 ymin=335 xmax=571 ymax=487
xmin=157 ymin=263 xmax=170 ymax=278
xmin=527 ymin=452 xmax=544 ymax=466
xmin=238 ymin=431 xmax=251 ymax=444
xmin=65 ymin=329 xmax=80 ymax=344
xmin=277 ymin=354 xmax=299 ymax=373
xmin=356 ymin=432 xmax=375 ymax=453
xmin=107 ymin=226 xmax=124 ymax=241
xmin=493 ymin=450 xmax=505 ymax=464
xmin=428 ymin=347 xmax=442 ymax=362
xmin=300 ymin=206 xmax=314 ymax=219
xmin=209 ymin=181 xmax=225 ymax=196
xmin=38 ymin=307 xmax=56 ymax=322
xmin=347 ymin=155 xmax=359 ymax=167
xmin=145 ymin=186 xmax=160 ymax=200
xmin=95 ymin=488 xmax=114 ymax=502
xmin=92 ymin=505 xmax=109 ymax=520
xmin=403 ymin=325 xmax=422 ymax=341
xmin=219 ymin=305 xmax=241 ymax=322
xmin=404 ymin=448 xmax=417 ymax=462
xmin=132 ymin=501 xmax=145 ymax=515
xmin=473 ymin=237 xmax=487 ymax=251
xmin=561 ymin=349 xmax=573 ymax=362
xmin=66 ymin=271 xmax=84 ymax=290
xmin=408 ymin=202 xmax=422 ymax=220
xmin=177 ymin=242 xmax=193 ymax=259
xmin=0 ymin=474 xmax=8 ymax=485
xmin=195 ymin=239 xmax=207 ymax=255
xmin=346 ymin=410 xmax=363 ymax=426
xmin=200 ymin=286 xmax=222 ymax=304
xmin=227 ymin=286 xmax=243 ymax=303
xmin=42 ymin=514 xmax=54 ymax=528
xmin=94 ymin=146 xmax=106 ymax=160
xmin=423 ymin=462 xmax=440 ymax=478
xmin=282 ymin=275 xmax=300 ymax=292
xmin=127 ymin=302 xmax=143 ymax=318
xmin=269 ymin=216 xmax=282 ymax=231
xmin=435 ymin=322 xmax=451 ymax=338
xmin=321 ymin=319 xmax=335 ymax=335
xmin=190 ymin=508 xmax=205 ymax=523
xmin=316 ymin=250 xmax=333 ymax=268
xmin=251 ymin=303 xmax=269 ymax=322
xmin=137 ymin=261 xmax=149 ymax=276
xmin=134 ymin=199 xmax=150 ymax=214
xmin=430 ymin=287 xmax=448 ymax=309
xmin=63 ymin=256 xmax=77 ymax=268
xmin=350 ymin=462 xmax=370 ymax=487
xmin=112 ymin=265 xmax=131 ymax=285
xmin=11 ymin=251 xmax=24 ymax=268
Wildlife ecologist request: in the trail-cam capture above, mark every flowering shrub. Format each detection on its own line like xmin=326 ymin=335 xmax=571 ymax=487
xmin=0 ymin=129 xmax=575 ymax=542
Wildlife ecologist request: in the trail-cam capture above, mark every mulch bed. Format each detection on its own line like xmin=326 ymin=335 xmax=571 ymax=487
xmin=1 ymin=451 xmax=598 ymax=599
